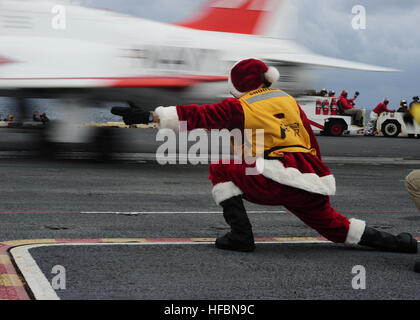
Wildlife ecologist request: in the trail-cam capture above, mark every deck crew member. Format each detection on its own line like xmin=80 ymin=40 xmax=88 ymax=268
xmin=397 ymin=100 xmax=408 ymax=113
xmin=366 ymin=98 xmax=394 ymax=136
xmin=338 ymin=90 xmax=363 ymax=126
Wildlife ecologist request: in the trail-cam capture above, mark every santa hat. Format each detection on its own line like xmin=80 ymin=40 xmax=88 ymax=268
xmin=228 ymin=58 xmax=280 ymax=98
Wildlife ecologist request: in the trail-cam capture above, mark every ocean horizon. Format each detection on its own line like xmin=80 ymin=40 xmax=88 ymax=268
xmin=0 ymin=97 xmax=124 ymax=123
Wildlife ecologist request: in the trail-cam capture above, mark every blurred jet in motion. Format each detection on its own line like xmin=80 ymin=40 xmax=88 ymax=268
xmin=0 ymin=0 xmax=397 ymax=110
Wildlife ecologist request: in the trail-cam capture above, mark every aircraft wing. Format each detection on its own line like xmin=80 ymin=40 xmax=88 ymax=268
xmin=260 ymin=52 xmax=399 ymax=72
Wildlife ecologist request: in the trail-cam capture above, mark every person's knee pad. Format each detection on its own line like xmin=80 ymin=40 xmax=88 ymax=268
xmin=406 ymin=171 xmax=420 ymax=192
xmin=405 ymin=170 xmax=420 ymax=210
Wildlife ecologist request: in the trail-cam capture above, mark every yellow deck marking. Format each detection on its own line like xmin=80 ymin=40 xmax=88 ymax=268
xmin=273 ymin=237 xmax=328 ymax=242
xmin=190 ymin=238 xmax=217 ymax=242
xmin=0 ymin=274 xmax=23 ymax=287
xmin=3 ymin=239 xmax=57 ymax=246
xmin=0 ymin=254 xmax=11 ymax=264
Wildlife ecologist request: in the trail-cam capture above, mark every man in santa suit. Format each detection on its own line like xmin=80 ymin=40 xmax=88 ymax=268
xmin=112 ymin=58 xmax=417 ymax=254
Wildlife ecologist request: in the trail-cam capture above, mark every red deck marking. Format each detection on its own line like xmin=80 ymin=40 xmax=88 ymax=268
xmin=0 ymin=264 xmax=8 ymax=274
xmin=0 ymin=286 xmax=22 ymax=300
xmin=0 ymin=242 xmax=30 ymax=300
xmin=1 ymin=209 xmax=415 ymax=215
xmin=0 ymin=264 xmax=17 ymax=275
xmin=254 ymin=238 xmax=278 ymax=242
xmin=0 ymin=211 xmax=79 ymax=214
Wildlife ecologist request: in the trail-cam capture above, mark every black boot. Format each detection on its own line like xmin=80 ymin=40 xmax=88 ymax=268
xmin=215 ymin=196 xmax=255 ymax=252
xmin=359 ymin=227 xmax=418 ymax=253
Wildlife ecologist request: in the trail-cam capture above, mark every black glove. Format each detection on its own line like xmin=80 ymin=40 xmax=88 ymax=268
xmin=111 ymin=102 xmax=152 ymax=125
xmin=355 ymin=91 xmax=360 ymax=97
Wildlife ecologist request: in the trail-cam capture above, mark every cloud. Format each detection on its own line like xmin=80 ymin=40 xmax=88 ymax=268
xmin=288 ymin=0 xmax=420 ymax=109
xmin=294 ymin=0 xmax=420 ymax=67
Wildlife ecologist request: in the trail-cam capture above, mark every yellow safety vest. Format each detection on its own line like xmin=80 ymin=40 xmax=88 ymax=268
xmin=235 ymin=88 xmax=317 ymax=159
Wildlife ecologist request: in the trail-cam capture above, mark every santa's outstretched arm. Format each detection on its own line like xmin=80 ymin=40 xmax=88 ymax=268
xmin=154 ymin=98 xmax=244 ymax=132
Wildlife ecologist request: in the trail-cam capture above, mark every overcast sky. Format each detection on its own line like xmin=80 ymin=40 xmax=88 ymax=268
xmin=84 ymin=0 xmax=420 ymax=110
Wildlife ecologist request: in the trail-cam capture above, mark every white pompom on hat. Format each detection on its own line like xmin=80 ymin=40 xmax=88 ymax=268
xmin=228 ymin=58 xmax=280 ymax=98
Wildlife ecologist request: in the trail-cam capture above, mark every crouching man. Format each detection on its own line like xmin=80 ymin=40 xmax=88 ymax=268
xmin=112 ymin=59 xmax=417 ymax=254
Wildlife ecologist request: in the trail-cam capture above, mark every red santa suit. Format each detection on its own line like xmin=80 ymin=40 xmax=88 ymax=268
xmin=154 ymin=87 xmax=365 ymax=245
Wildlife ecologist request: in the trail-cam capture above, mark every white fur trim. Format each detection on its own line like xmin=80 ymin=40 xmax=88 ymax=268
xmin=155 ymin=106 xmax=179 ymax=132
xmin=212 ymin=182 xmax=243 ymax=205
xmin=345 ymin=218 xmax=366 ymax=245
xmin=264 ymin=66 xmax=280 ymax=83
xmin=256 ymin=158 xmax=336 ymax=196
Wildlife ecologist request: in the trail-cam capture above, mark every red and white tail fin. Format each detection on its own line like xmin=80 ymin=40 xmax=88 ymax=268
xmin=176 ymin=0 xmax=282 ymax=35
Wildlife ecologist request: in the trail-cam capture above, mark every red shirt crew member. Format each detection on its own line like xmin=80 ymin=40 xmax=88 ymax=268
xmin=338 ymin=90 xmax=363 ymax=126
xmin=338 ymin=90 xmax=354 ymax=111
xmin=373 ymin=99 xmax=393 ymax=115
xmin=370 ymin=98 xmax=393 ymax=123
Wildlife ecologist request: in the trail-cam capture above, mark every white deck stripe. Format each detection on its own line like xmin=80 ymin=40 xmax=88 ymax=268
xmin=10 ymin=245 xmax=60 ymax=300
